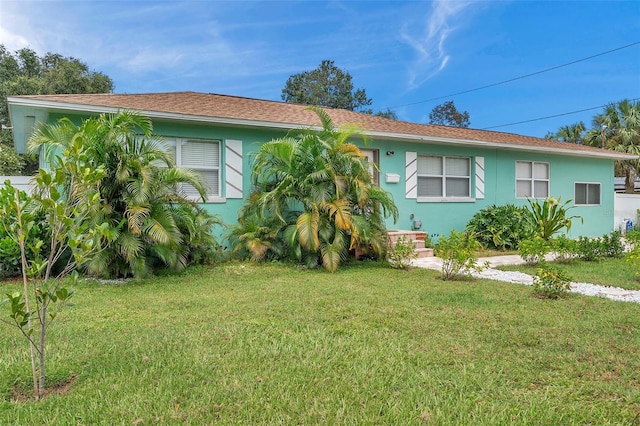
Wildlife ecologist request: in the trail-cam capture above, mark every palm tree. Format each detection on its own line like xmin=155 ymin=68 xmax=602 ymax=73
xmin=550 ymin=122 xmax=586 ymax=144
xmin=232 ymin=107 xmax=398 ymax=271
xmin=29 ymin=111 xmax=212 ymax=278
xmin=584 ymin=100 xmax=640 ymax=193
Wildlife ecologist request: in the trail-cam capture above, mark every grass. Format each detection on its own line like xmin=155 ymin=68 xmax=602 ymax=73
xmin=475 ymin=248 xmax=518 ymax=258
xmin=1 ymin=261 xmax=640 ymax=424
xmin=499 ymin=256 xmax=640 ymax=290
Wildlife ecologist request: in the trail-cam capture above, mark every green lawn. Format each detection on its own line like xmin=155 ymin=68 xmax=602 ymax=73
xmin=499 ymin=256 xmax=640 ymax=290
xmin=1 ymin=262 xmax=640 ymax=424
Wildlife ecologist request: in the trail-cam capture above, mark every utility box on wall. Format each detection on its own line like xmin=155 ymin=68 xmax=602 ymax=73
xmin=385 ymin=173 xmax=400 ymax=184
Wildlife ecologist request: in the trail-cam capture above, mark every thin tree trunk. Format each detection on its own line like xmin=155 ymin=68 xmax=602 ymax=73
xmin=38 ymin=305 xmax=47 ymax=398
xmin=626 ymin=166 xmax=638 ymax=194
xmin=14 ymin=189 xmax=39 ymax=400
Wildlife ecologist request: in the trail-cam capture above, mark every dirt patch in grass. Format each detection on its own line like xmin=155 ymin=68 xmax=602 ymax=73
xmin=11 ymin=374 xmax=78 ymax=403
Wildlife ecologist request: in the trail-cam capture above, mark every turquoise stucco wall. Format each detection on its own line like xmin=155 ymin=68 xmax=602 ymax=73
xmin=28 ymin=110 xmax=616 ymax=241
xmin=374 ymin=139 xmax=614 ymax=239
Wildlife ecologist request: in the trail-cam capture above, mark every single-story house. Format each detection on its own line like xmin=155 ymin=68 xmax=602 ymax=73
xmin=7 ymin=91 xmax=637 ymax=239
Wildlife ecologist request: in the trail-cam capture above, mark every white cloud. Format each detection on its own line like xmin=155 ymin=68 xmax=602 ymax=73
xmin=0 ymin=25 xmax=32 ymax=51
xmin=400 ymin=1 xmax=476 ymax=89
xmin=0 ymin=1 xmax=46 ymax=53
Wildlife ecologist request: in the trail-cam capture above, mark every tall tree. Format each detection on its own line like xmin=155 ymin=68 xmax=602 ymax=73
xmin=547 ymin=121 xmax=586 ymax=144
xmin=584 ymin=100 xmax=640 ymax=193
xmin=428 ymin=101 xmax=470 ymax=128
xmin=231 ymin=107 xmax=398 ymax=271
xmin=0 ymin=44 xmax=114 ymax=174
xmin=281 ymin=60 xmax=373 ymax=113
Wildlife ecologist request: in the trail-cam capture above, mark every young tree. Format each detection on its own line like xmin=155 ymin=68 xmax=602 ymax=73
xmin=0 ymin=123 xmax=111 ymax=399
xmin=231 ymin=107 xmax=398 ymax=271
xmin=281 ymin=60 xmax=373 ymax=112
xmin=428 ymin=101 xmax=470 ymax=128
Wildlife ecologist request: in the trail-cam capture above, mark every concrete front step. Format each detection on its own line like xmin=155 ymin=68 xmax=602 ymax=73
xmin=416 ymin=248 xmax=434 ymax=258
xmin=388 ymin=230 xmax=434 ymax=258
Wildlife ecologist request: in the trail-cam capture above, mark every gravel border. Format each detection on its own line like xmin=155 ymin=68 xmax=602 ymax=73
xmin=471 ymin=268 xmax=640 ymax=304
xmin=413 ymin=257 xmax=640 ymax=304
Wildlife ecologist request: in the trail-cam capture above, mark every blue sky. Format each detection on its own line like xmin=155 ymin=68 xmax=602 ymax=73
xmin=1 ymin=0 xmax=638 ymax=138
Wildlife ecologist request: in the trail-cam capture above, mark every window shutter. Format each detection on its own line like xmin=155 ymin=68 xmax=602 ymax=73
xmin=406 ymin=151 xmax=417 ymax=199
xmin=225 ymin=139 xmax=243 ymax=199
xmin=475 ymin=156 xmax=485 ymax=199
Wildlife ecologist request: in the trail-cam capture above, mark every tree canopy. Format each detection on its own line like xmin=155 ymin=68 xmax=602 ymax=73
xmin=547 ymin=99 xmax=640 ymax=193
xmin=281 ymin=60 xmax=373 ymax=113
xmin=546 ymin=122 xmax=586 ymax=144
xmin=428 ymin=101 xmax=470 ymax=128
xmin=0 ymin=44 xmax=114 ymax=174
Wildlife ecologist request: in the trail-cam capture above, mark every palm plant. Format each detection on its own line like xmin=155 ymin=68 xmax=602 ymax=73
xmin=584 ymin=99 xmax=640 ymax=193
xmin=232 ymin=107 xmax=398 ymax=271
xmin=29 ymin=111 xmax=214 ymax=278
xmin=551 ymin=122 xmax=586 ymax=144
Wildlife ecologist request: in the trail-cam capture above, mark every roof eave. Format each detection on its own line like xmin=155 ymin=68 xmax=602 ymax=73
xmin=8 ymin=96 xmax=637 ymax=161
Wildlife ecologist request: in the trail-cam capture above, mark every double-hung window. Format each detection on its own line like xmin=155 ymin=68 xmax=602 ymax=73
xmin=417 ymin=155 xmax=470 ymax=198
xmin=164 ymin=138 xmax=221 ymax=201
xmin=516 ymin=161 xmax=549 ymax=198
xmin=575 ymin=182 xmax=600 ymax=205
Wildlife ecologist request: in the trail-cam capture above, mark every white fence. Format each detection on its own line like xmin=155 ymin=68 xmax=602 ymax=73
xmin=614 ymin=193 xmax=640 ymax=232
xmin=0 ymin=176 xmax=33 ymax=195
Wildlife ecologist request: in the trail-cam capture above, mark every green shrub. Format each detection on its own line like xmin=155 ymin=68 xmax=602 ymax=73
xmin=625 ymin=230 xmax=640 ymax=280
xmin=550 ymin=234 xmax=577 ymax=263
xmin=576 ymin=236 xmax=605 ymax=261
xmin=626 ymin=246 xmax=640 ymax=280
xmin=601 ymin=231 xmax=624 ymax=258
xmin=466 ymin=204 xmax=531 ymax=250
xmin=434 ymin=230 xmax=481 ymax=280
xmin=533 ymin=263 xmax=573 ymax=299
xmin=518 ymin=237 xmax=551 ymax=265
xmin=387 ymin=235 xmax=417 ymax=270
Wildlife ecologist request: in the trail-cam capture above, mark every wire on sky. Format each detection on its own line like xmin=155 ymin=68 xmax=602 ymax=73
xmin=389 ymin=41 xmax=640 ymax=109
xmin=481 ymin=97 xmax=640 ymax=130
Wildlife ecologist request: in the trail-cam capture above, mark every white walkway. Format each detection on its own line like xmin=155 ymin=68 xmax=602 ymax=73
xmin=412 ymin=255 xmax=640 ymax=304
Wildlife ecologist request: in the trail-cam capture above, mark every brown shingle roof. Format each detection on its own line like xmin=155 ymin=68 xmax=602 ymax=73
xmin=10 ymin=91 xmax=625 ymax=157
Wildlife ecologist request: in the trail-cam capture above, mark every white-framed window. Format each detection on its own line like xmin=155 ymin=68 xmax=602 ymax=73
xmin=516 ymin=161 xmax=549 ymax=198
xmin=360 ymin=148 xmax=379 ymax=185
xmin=575 ymin=182 xmax=601 ymax=205
xmin=164 ymin=138 xmax=221 ymax=201
xmin=417 ymin=155 xmax=471 ymax=198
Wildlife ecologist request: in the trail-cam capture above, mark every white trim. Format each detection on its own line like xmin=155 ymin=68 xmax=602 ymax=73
xmin=417 ymin=197 xmax=476 ymax=203
xmin=8 ymin=97 xmax=636 ymax=161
